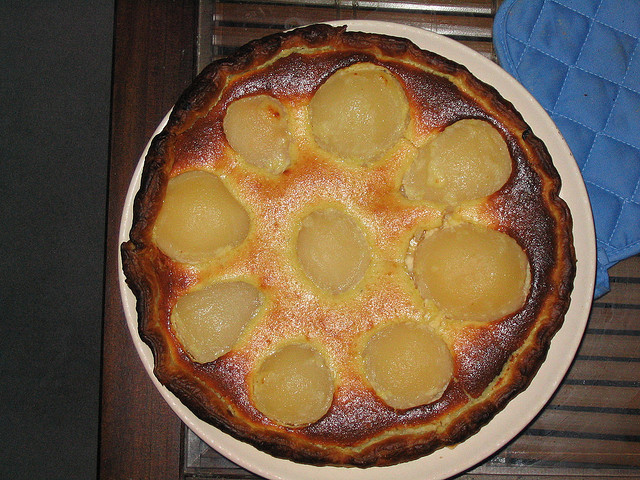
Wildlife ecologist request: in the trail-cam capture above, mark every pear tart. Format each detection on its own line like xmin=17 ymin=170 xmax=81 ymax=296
xmin=122 ymin=24 xmax=575 ymax=467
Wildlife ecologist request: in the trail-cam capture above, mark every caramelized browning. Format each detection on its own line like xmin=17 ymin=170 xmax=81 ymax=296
xmin=122 ymin=25 xmax=574 ymax=467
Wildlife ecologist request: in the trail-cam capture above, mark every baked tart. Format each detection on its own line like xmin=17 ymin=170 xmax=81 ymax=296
xmin=121 ymin=24 xmax=575 ymax=467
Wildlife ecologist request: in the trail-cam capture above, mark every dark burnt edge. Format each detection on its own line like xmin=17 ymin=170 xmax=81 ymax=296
xmin=335 ymin=24 xmax=468 ymax=78
xmin=121 ymin=241 xmax=168 ymax=380
xmin=126 ymin=132 xmax=172 ymax=246
xmin=120 ymin=23 xmax=578 ymax=468
xmin=163 ymin=24 xmax=349 ymax=133
xmin=161 ymin=387 xmax=444 ymax=468
xmin=120 ymin=129 xmax=172 ymax=363
xmin=122 ymin=245 xmax=272 ymax=457
xmin=160 ymin=373 xmax=353 ymax=467
xmin=144 ymin=340 xmax=454 ymax=466
xmin=120 ymin=128 xmax=177 ymax=373
xmin=160 ymin=23 xmax=474 ymax=136
xmin=164 ymin=377 xmax=448 ymax=467
xmin=518 ymin=124 xmax=577 ymax=328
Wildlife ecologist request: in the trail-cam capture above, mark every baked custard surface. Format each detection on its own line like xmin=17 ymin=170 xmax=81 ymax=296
xmin=122 ymin=24 xmax=575 ymax=467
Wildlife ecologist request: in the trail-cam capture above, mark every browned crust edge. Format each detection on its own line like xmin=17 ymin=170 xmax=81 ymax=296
xmin=121 ymin=24 xmax=576 ymax=467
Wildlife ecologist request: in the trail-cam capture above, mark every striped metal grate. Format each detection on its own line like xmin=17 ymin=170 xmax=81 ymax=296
xmin=197 ymin=0 xmax=502 ymax=73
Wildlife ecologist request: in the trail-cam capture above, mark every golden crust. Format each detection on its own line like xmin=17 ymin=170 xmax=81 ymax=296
xmin=121 ymin=24 xmax=575 ymax=467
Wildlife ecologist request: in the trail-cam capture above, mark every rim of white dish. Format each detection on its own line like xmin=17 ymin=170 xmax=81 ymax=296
xmin=118 ymin=20 xmax=596 ymax=480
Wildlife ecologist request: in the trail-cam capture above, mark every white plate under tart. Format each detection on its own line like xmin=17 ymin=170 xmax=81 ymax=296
xmin=119 ymin=20 xmax=596 ymax=480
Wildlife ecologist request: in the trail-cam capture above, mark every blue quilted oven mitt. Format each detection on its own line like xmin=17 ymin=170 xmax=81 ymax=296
xmin=493 ymin=0 xmax=640 ymax=298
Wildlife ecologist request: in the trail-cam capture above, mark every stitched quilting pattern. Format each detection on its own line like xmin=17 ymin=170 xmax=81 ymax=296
xmin=494 ymin=0 xmax=640 ymax=297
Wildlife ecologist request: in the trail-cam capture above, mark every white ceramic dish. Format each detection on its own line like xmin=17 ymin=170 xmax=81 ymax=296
xmin=118 ymin=20 xmax=596 ymax=480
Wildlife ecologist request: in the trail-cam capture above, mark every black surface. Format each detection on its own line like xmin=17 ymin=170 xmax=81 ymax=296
xmin=0 ymin=1 xmax=113 ymax=478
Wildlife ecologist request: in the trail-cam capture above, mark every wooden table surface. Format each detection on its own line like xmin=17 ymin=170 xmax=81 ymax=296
xmin=99 ymin=1 xmax=640 ymax=478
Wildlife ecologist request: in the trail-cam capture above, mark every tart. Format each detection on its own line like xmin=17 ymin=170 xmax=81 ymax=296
xmin=121 ymin=24 xmax=575 ymax=467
